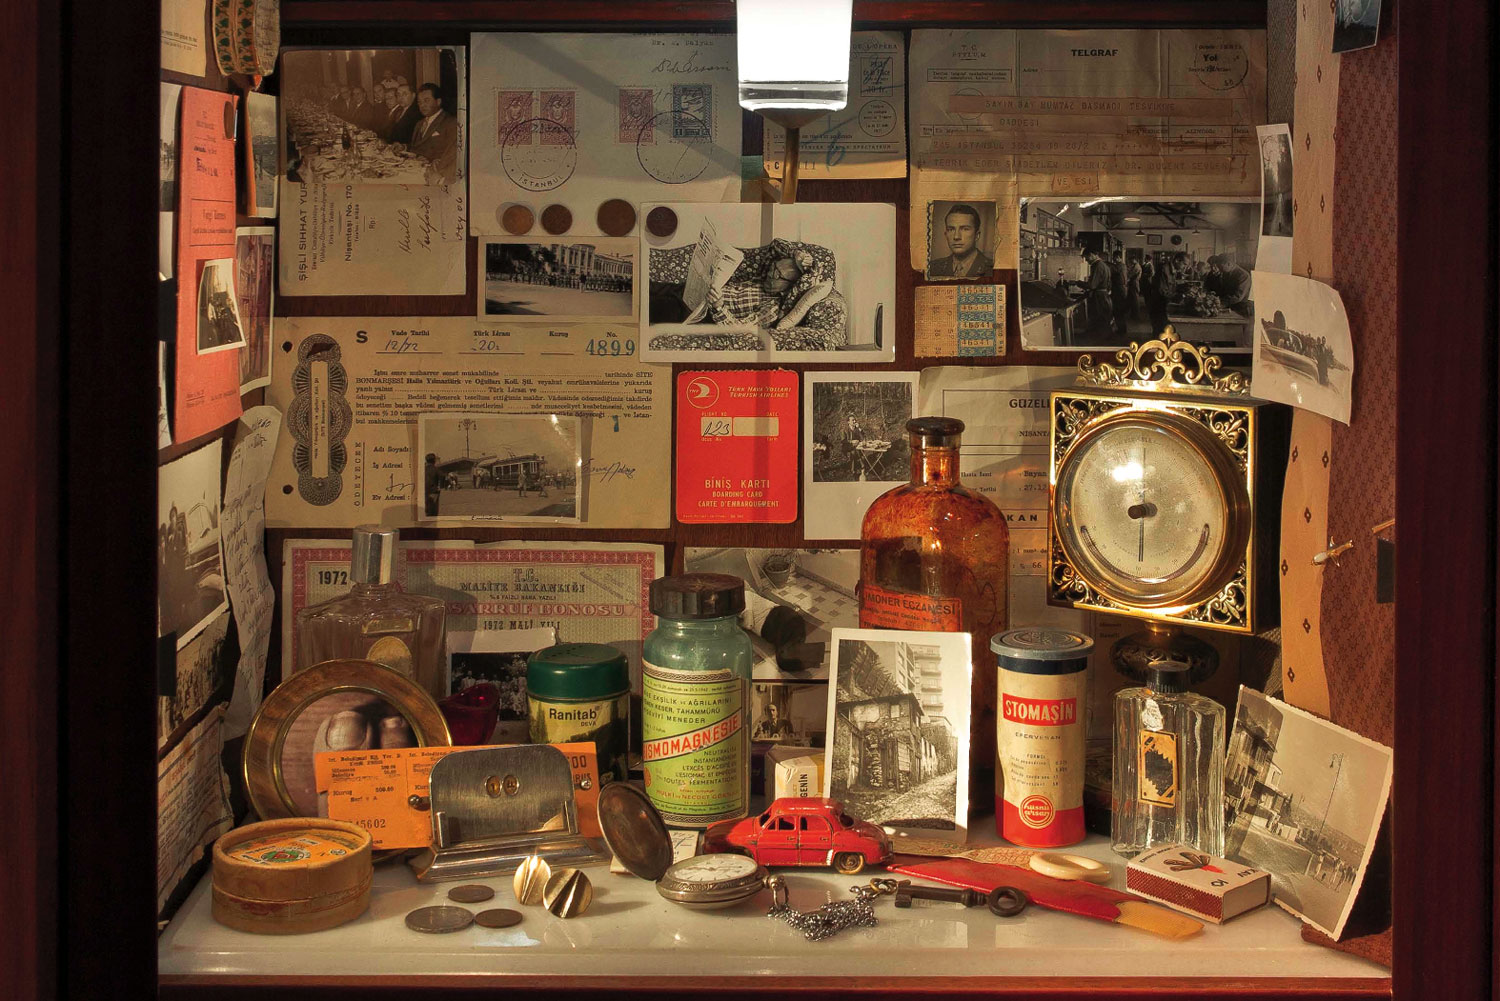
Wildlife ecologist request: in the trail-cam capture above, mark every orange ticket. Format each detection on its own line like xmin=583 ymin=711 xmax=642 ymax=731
xmin=314 ymin=743 xmax=601 ymax=849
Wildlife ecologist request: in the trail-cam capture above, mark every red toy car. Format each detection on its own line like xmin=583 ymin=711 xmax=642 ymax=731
xmin=703 ymin=797 xmax=893 ymax=874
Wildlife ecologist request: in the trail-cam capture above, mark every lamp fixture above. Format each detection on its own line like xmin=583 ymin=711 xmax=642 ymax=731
xmin=736 ymin=0 xmax=852 ymax=203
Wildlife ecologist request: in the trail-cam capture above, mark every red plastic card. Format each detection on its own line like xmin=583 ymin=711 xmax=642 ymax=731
xmin=675 ymin=370 xmax=798 ymax=524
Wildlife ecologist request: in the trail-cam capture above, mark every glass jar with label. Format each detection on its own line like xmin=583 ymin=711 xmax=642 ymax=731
xmin=859 ymin=417 xmax=1010 ymax=802
xmin=1112 ymin=662 xmax=1226 ymax=857
xmin=641 ymin=574 xmax=753 ymax=828
xmin=527 ymin=643 xmax=631 ymax=785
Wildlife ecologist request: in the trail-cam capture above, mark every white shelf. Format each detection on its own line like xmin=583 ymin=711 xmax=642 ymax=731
xmin=158 ymin=834 xmax=1387 ymax=981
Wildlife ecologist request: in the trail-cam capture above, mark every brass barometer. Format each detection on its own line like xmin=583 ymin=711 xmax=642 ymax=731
xmin=1049 ymin=329 xmax=1286 ymax=678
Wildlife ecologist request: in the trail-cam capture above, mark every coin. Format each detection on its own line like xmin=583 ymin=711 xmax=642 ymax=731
xmin=597 ymin=198 xmax=637 ymax=236
xmin=405 ymin=905 xmax=474 ymax=934
xmin=513 ymin=854 xmax=552 ymax=905
xmin=447 ymin=884 xmax=495 ymax=904
xmin=541 ymin=204 xmax=573 ymax=235
xmin=645 ymin=206 xmax=678 ymax=238
xmin=543 ymin=867 xmax=593 ymax=918
xmin=501 ymin=204 xmax=535 ymax=235
xmin=474 ymin=908 xmax=524 ymax=929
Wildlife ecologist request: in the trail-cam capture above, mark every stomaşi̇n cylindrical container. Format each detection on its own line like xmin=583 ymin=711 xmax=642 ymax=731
xmin=992 ymin=628 xmax=1094 ymax=847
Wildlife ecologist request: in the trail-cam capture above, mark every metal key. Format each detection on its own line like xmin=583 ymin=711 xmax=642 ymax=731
xmin=892 ymin=880 xmax=985 ymax=909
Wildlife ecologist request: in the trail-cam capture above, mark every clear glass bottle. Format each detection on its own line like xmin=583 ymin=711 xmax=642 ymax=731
xmin=641 ymin=574 xmax=753 ymax=828
xmin=1111 ymin=662 xmax=1226 ymax=857
xmin=859 ymin=417 xmax=1010 ymax=805
xmin=295 ymin=525 xmax=446 ymax=699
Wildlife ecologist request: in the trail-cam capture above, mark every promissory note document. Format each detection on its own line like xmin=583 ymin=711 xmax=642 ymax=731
xmin=266 ymin=317 xmax=670 ymax=529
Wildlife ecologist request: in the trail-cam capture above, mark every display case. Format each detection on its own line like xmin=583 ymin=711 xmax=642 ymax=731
xmin=2 ymin=1 xmax=1495 ymax=1000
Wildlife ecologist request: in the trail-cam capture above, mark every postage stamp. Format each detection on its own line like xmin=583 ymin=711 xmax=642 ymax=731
xmin=670 ymin=84 xmax=712 ymax=139
xmin=637 ymin=111 xmax=710 ymax=185
xmin=540 ymin=90 xmax=576 ymax=145
xmin=497 ymin=91 xmax=535 ymax=146
xmin=618 ymin=88 xmax=655 ymax=144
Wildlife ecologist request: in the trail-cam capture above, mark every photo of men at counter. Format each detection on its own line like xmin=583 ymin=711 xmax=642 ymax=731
xmin=1018 ymin=199 xmax=1259 ymax=350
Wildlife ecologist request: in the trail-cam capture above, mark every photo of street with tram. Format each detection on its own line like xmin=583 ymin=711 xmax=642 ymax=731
xmin=417 ymin=413 xmax=581 ymax=522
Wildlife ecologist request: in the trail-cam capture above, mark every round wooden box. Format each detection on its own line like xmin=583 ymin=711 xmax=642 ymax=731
xmin=211 ymin=818 xmax=373 ymax=935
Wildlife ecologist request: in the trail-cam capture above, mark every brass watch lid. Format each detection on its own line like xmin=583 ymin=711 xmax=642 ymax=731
xmin=596 ymin=782 xmax=673 ymax=881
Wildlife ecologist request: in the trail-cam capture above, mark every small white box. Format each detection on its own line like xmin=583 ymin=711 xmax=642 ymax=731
xmin=1126 ymin=843 xmax=1271 ymax=924
xmin=764 ymin=745 xmax=824 ymax=801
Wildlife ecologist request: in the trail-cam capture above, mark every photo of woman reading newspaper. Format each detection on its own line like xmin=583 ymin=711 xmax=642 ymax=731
xmin=642 ymin=203 xmax=895 ymax=364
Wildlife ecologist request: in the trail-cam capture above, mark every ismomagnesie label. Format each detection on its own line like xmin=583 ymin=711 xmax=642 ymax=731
xmin=641 ymin=661 xmax=747 ymax=827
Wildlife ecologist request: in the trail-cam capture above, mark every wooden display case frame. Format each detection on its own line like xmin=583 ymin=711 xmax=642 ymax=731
xmin=0 ymin=1 xmax=1493 ymax=1000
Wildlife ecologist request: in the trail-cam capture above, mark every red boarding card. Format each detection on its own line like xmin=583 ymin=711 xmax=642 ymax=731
xmin=174 ymin=87 xmax=243 ymax=441
xmin=675 ymin=370 xmax=798 ymax=524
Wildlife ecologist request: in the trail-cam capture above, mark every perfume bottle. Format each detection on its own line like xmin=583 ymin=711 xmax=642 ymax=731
xmin=859 ymin=416 xmax=1010 ymax=802
xmin=295 ymin=525 xmax=446 ymax=699
xmin=1111 ymin=662 xmax=1226 ymax=857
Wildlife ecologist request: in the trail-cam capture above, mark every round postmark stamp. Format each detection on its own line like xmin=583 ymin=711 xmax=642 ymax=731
xmin=1187 ymin=40 xmax=1250 ymax=92
xmin=500 ymin=117 xmax=578 ymax=192
xmin=636 ymin=109 xmax=714 ymax=186
xmin=859 ymin=99 xmax=897 ymax=138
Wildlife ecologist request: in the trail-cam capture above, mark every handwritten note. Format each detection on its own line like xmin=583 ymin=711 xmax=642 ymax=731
xmin=157 ymin=707 xmax=233 ymax=913
xmin=222 ymin=406 xmax=282 ymax=739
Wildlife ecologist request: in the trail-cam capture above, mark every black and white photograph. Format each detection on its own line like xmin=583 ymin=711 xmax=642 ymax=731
xmin=803 ymin=372 xmax=918 ymax=540
xmin=750 ymin=681 xmax=828 ymax=745
xmin=157 ymin=440 xmax=229 ymax=650
xmin=244 ymin=91 xmax=279 ymax=217
xmin=1257 ymin=124 xmax=1295 ymax=275
xmin=195 ymin=258 xmax=246 ymax=355
xmin=235 ymin=228 xmax=274 ymax=392
xmin=281 ymin=47 xmax=464 ymax=186
xmin=642 ymin=202 xmax=896 ymax=363
xmin=1225 ymin=687 xmax=1393 ymax=939
xmin=685 ymin=547 xmax=860 ymax=679
xmin=417 ymin=413 xmax=582 ymax=523
xmin=158 ymin=609 xmax=234 ymax=751
xmin=925 ymin=200 xmax=998 ymax=280
xmin=1251 ymin=270 xmax=1354 ymax=424
xmin=1017 ymin=197 xmax=1259 ymax=352
xmin=1332 ymin=0 xmax=1382 ymax=53
xmin=825 ymin=627 xmax=971 ymax=838
xmin=287 ymin=692 xmax=420 ymax=818
xmin=159 ymin=82 xmax=181 ymax=279
xmin=480 ymin=238 xmax=637 ymax=323
xmin=446 ymin=627 xmax=557 ymax=743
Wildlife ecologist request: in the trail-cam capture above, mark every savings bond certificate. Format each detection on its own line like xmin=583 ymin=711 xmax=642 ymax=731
xmin=908 ymin=29 xmax=1267 ymax=268
xmin=282 ymin=539 xmax=663 ymax=692
xmin=266 ymin=317 xmax=669 ymax=529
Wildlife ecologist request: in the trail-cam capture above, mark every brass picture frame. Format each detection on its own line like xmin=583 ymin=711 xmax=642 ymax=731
xmin=243 ymin=659 xmax=452 ymax=821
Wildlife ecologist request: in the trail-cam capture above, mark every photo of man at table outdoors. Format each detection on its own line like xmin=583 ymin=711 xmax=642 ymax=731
xmin=1018 ymin=199 xmax=1258 ymax=351
xmin=811 ymin=380 xmax=912 ymax=483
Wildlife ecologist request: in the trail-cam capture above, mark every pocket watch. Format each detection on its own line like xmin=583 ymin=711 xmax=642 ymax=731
xmin=656 ymin=853 xmax=770 ymax=910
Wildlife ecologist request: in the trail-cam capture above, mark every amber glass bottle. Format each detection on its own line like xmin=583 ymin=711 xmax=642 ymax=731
xmin=858 ymin=417 xmax=1010 ymax=807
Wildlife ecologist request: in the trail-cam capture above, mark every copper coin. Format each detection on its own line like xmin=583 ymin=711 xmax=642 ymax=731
xmin=447 ymin=884 xmax=496 ymax=904
xmin=474 ymin=908 xmax=524 ymax=929
xmin=597 ymin=198 xmax=637 ymax=236
xmin=645 ymin=206 xmax=678 ymax=238
xmin=405 ymin=905 xmax=474 ymax=934
xmin=501 ymin=204 xmax=534 ymax=235
xmin=541 ymin=204 xmax=573 ymax=235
